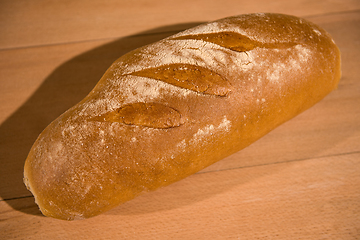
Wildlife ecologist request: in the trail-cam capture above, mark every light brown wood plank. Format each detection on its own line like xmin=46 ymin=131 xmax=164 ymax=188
xmin=1 ymin=0 xmax=359 ymax=49
xmin=0 ymin=11 xmax=359 ymax=201
xmin=1 ymin=2 xmax=359 ymax=238
xmin=1 ymin=152 xmax=359 ymax=239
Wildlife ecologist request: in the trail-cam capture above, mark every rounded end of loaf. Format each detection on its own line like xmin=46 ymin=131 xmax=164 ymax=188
xmin=23 ymin=136 xmax=88 ymax=221
xmin=23 ymin=119 xmax=128 ymax=221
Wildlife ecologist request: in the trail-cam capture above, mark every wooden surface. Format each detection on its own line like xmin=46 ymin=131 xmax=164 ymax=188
xmin=1 ymin=0 xmax=359 ymax=239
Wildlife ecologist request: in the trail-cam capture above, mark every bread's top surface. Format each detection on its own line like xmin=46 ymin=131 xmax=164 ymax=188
xmin=24 ymin=13 xmax=341 ymax=220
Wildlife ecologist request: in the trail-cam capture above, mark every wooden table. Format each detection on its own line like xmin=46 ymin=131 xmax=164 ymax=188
xmin=1 ymin=1 xmax=359 ymax=239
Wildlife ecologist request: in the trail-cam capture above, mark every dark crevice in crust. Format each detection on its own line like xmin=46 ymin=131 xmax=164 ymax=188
xmin=90 ymin=102 xmax=185 ymax=129
xmin=171 ymin=31 xmax=297 ymax=52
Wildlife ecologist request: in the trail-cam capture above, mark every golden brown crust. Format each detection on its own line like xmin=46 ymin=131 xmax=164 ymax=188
xmin=23 ymin=13 xmax=341 ymax=220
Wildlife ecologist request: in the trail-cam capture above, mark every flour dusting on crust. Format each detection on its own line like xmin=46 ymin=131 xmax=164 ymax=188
xmin=191 ymin=116 xmax=231 ymax=144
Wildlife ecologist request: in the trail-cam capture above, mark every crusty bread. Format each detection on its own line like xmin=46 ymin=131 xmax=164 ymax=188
xmin=23 ymin=13 xmax=341 ymax=220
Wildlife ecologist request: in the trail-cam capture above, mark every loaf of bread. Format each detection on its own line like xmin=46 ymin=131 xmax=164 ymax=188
xmin=23 ymin=13 xmax=341 ymax=220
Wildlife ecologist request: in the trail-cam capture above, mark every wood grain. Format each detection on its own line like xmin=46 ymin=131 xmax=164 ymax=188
xmin=0 ymin=0 xmax=359 ymax=239
xmin=1 ymin=153 xmax=359 ymax=239
xmin=1 ymin=0 xmax=359 ymax=49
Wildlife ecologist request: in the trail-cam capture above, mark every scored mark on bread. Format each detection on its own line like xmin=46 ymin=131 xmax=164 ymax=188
xmin=171 ymin=31 xmax=297 ymax=52
xmin=127 ymin=63 xmax=231 ymax=97
xmin=90 ymin=102 xmax=185 ymax=129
